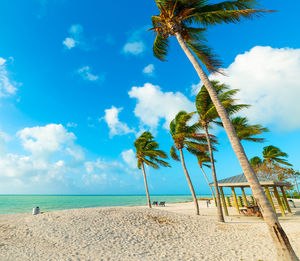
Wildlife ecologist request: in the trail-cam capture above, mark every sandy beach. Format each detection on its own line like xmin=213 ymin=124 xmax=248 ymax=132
xmin=0 ymin=200 xmax=299 ymax=261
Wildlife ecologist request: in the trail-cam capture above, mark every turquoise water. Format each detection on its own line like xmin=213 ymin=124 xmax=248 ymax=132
xmin=0 ymin=195 xmax=211 ymax=215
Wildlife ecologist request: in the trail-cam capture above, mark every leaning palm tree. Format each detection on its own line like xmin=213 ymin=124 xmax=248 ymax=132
xmin=149 ymin=2 xmax=297 ymax=259
xmin=195 ymin=81 xmax=247 ymax=223
xmin=170 ymin=111 xmax=208 ymax=215
xmin=134 ymin=131 xmax=170 ymax=208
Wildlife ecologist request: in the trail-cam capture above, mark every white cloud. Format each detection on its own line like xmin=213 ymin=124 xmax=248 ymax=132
xmin=18 ymin=124 xmax=80 ymax=156
xmin=0 ymin=124 xmax=85 ymax=185
xmin=129 ymin=83 xmax=194 ymax=130
xmin=123 ymin=41 xmax=145 ymax=55
xmin=143 ymin=64 xmax=155 ymax=76
xmin=63 ymin=37 xmax=76 ymax=49
xmin=0 ymin=57 xmax=17 ymax=97
xmin=103 ymin=106 xmax=135 ymax=137
xmin=121 ymin=149 xmax=136 ymax=169
xmin=201 ymin=46 xmax=300 ymax=131
xmin=77 ymin=66 xmax=101 ymax=82
xmin=63 ymin=24 xmax=86 ymax=50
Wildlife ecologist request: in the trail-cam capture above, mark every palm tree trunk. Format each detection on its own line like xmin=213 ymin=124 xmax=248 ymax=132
xmin=294 ymin=177 xmax=300 ymax=194
xmin=203 ymin=125 xmax=224 ymax=222
xmin=179 ymin=148 xmax=199 ymax=215
xmin=175 ymin=32 xmax=298 ymax=261
xmin=198 ymin=162 xmax=216 ymax=202
xmin=141 ymin=162 xmax=151 ymax=208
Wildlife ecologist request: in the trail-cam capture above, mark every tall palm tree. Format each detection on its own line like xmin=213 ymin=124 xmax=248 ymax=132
xmin=170 ymin=111 xmax=207 ymax=215
xmin=149 ymin=2 xmax=298 ymax=259
xmin=134 ymin=131 xmax=170 ymax=208
xmin=195 ymin=81 xmax=247 ymax=223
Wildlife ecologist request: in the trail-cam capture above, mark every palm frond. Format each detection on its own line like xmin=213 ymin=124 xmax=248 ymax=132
xmin=153 ymin=32 xmax=169 ymax=61
xmin=170 ymin=145 xmax=180 ymax=161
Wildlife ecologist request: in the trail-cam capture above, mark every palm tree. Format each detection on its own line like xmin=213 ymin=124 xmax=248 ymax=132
xmin=134 ymin=131 xmax=170 ymax=208
xmin=229 ymin=116 xmax=269 ymax=143
xmin=263 ymin=145 xmax=292 ymax=167
xmin=149 ymin=2 xmax=297 ymax=259
xmin=287 ymin=169 xmax=300 ymax=194
xmin=250 ymin=156 xmax=263 ymax=168
xmin=170 ymin=111 xmax=208 ymax=215
xmin=195 ymin=81 xmax=247 ymax=223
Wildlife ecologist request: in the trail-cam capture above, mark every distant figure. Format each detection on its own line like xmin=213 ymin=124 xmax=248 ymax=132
xmin=206 ymin=200 xmax=211 ymax=208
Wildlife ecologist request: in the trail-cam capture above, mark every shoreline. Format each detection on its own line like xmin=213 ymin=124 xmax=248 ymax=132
xmin=0 ymin=201 xmax=299 ymax=260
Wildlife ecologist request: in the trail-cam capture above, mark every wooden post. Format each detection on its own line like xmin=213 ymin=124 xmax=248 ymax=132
xmin=226 ymin=196 xmax=231 ymax=207
xmin=273 ymin=186 xmax=285 ymax=217
xmin=219 ymin=187 xmax=229 ymax=216
xmin=241 ymin=187 xmax=248 ymax=207
xmin=264 ymin=186 xmax=276 ymax=212
xmin=231 ymin=187 xmax=240 ymax=214
xmin=280 ymin=186 xmax=292 ymax=214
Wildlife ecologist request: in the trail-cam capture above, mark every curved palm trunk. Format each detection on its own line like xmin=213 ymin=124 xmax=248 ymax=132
xmin=179 ymin=148 xmax=199 ymax=215
xmin=198 ymin=162 xmax=216 ymax=202
xmin=203 ymin=125 xmax=224 ymax=222
xmin=175 ymin=32 xmax=298 ymax=260
xmin=141 ymin=162 xmax=151 ymax=208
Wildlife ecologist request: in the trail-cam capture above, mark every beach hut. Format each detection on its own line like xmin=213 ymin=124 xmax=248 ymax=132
xmin=210 ymin=174 xmax=292 ymax=217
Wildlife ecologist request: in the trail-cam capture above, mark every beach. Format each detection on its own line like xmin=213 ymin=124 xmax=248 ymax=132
xmin=0 ymin=200 xmax=299 ymax=261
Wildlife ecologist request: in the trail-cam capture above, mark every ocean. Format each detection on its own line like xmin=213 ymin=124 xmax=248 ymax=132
xmin=0 ymin=195 xmax=211 ymax=215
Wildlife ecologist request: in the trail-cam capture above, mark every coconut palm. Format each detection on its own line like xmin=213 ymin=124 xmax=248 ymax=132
xmin=149 ymin=2 xmax=297 ymax=259
xmin=134 ymin=131 xmax=170 ymax=208
xmin=170 ymin=111 xmax=208 ymax=215
xmin=195 ymin=81 xmax=247 ymax=223
xmin=225 ymin=116 xmax=269 ymax=143
xmin=250 ymin=156 xmax=263 ymax=168
xmin=263 ymin=145 xmax=292 ymax=167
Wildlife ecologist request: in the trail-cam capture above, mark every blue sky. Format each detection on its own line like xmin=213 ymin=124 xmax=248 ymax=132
xmin=0 ymin=0 xmax=299 ymax=195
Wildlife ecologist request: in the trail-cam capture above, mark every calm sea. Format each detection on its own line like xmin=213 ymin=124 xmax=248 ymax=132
xmin=0 ymin=195 xmax=211 ymax=215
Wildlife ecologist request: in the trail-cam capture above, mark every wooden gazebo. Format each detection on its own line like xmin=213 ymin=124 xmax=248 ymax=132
xmin=210 ymin=174 xmax=292 ymax=217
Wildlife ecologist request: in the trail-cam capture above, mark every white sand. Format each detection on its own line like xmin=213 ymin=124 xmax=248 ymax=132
xmin=0 ymin=200 xmax=299 ymax=261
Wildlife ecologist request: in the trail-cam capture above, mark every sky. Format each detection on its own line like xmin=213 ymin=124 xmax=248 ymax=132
xmin=0 ymin=0 xmax=299 ymax=195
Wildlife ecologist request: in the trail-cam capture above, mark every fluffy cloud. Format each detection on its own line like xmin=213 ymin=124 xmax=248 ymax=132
xmin=123 ymin=41 xmax=145 ymax=55
xmin=0 ymin=124 xmax=84 ymax=185
xmin=121 ymin=149 xmax=136 ymax=169
xmin=143 ymin=64 xmax=155 ymax=76
xmin=197 ymin=46 xmax=300 ymax=131
xmin=77 ymin=66 xmax=102 ymax=82
xmin=0 ymin=57 xmax=17 ymax=97
xmin=103 ymin=106 xmax=135 ymax=137
xmin=129 ymin=83 xmax=194 ymax=130
xmin=63 ymin=24 xmax=86 ymax=50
